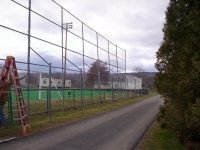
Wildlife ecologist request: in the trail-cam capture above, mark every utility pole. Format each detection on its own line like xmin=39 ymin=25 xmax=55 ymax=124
xmin=63 ymin=22 xmax=73 ymax=88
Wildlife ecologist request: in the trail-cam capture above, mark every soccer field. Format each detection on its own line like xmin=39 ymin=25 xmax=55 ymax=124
xmin=10 ymin=89 xmax=115 ymax=101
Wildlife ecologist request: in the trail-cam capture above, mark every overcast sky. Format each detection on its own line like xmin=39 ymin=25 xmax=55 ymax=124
xmin=0 ymin=0 xmax=169 ymax=73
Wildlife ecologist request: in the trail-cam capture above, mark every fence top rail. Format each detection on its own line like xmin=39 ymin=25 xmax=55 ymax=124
xmin=52 ymin=0 xmax=125 ymax=51
xmin=11 ymin=0 xmax=125 ymax=61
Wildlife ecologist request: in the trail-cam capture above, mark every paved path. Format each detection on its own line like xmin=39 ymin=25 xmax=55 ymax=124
xmin=0 ymin=95 xmax=163 ymax=150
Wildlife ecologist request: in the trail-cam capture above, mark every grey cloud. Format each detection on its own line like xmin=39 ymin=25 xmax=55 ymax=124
xmin=1 ymin=0 xmax=170 ymax=72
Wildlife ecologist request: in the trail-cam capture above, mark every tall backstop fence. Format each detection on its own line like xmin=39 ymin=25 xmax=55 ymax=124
xmin=0 ymin=0 xmax=148 ymax=119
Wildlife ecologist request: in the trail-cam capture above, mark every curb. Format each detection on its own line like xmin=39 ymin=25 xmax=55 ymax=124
xmin=0 ymin=137 xmax=16 ymax=143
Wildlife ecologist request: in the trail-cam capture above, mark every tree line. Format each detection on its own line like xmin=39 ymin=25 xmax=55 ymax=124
xmin=155 ymin=0 xmax=200 ymax=149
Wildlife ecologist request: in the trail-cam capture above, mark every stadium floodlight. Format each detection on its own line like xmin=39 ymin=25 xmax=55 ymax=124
xmin=63 ymin=22 xmax=73 ymax=29
xmin=62 ymin=22 xmax=73 ymax=88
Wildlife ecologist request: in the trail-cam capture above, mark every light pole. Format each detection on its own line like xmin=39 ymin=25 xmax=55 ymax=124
xmin=37 ymin=67 xmax=42 ymax=100
xmin=63 ymin=22 xmax=73 ymax=88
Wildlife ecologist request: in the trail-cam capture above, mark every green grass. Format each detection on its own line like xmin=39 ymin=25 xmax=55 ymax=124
xmin=7 ymin=90 xmax=137 ymax=115
xmin=9 ymin=89 xmax=117 ymax=101
xmin=1 ymin=90 xmax=157 ymax=140
xmin=144 ymin=122 xmax=188 ymax=150
xmin=135 ymin=121 xmax=188 ymax=150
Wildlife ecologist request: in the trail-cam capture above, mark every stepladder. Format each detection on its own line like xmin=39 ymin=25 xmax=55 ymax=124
xmin=0 ymin=56 xmax=31 ymax=136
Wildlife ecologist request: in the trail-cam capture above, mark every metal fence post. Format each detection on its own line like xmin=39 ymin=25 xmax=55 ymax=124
xmin=98 ymin=71 xmax=101 ymax=108
xmin=61 ymin=7 xmax=64 ymax=111
xmin=48 ymin=62 xmax=51 ymax=121
xmin=80 ymin=68 xmax=83 ymax=113
xmin=27 ymin=0 xmax=31 ymax=117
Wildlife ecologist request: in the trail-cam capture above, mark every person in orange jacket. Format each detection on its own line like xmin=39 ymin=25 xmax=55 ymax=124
xmin=0 ymin=73 xmax=13 ymax=129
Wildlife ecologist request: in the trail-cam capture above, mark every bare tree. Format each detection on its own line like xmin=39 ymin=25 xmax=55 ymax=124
xmin=133 ymin=67 xmax=145 ymax=73
xmin=132 ymin=67 xmax=145 ymax=79
xmin=132 ymin=67 xmax=155 ymax=89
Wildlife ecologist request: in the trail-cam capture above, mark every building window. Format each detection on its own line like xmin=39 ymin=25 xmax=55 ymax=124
xmin=58 ymin=81 xmax=60 ymax=84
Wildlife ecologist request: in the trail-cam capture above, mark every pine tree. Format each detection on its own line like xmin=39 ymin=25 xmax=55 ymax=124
xmin=155 ymin=0 xmax=200 ymax=143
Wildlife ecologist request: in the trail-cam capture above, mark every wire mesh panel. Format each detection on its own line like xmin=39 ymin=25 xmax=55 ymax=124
xmin=0 ymin=0 xmax=129 ymax=117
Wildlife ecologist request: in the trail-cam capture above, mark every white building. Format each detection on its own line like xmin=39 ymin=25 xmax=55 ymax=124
xmin=94 ymin=75 xmax=142 ymax=90
xmin=40 ymin=77 xmax=71 ymax=88
xmin=125 ymin=75 xmax=142 ymax=90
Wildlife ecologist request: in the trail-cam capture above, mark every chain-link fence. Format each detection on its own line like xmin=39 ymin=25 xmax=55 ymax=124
xmin=0 ymin=0 xmax=148 ymax=120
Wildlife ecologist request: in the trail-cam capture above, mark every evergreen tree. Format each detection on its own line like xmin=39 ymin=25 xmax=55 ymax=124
xmin=155 ymin=0 xmax=200 ymax=144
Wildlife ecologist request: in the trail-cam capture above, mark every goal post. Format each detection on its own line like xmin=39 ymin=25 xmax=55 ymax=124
xmin=38 ymin=72 xmax=64 ymax=101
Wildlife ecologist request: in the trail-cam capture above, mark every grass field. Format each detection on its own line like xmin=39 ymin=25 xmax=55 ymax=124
xmin=9 ymin=89 xmax=120 ymax=101
xmin=5 ymin=89 xmax=139 ymax=118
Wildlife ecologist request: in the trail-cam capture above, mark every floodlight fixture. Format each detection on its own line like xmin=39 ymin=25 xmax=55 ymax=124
xmin=62 ymin=22 xmax=73 ymax=30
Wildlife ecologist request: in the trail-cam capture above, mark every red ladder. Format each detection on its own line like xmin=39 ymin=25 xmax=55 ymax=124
xmin=0 ymin=56 xmax=31 ymax=136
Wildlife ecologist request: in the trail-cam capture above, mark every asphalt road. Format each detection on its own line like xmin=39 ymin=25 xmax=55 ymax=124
xmin=0 ymin=95 xmax=163 ymax=150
